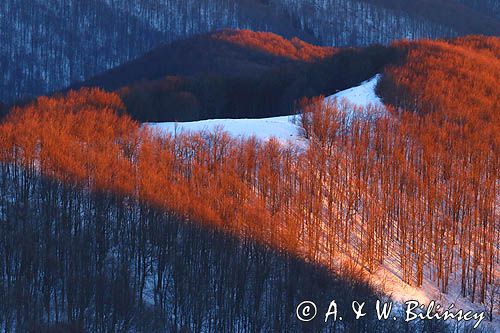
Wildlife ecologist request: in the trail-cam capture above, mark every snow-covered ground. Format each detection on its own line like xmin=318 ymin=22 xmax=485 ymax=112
xmin=149 ymin=115 xmax=304 ymax=145
xmin=325 ymin=74 xmax=384 ymax=108
xmin=147 ymin=74 xmax=385 ymax=143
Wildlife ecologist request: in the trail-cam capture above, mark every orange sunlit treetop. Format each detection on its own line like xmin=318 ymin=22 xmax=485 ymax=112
xmin=213 ymin=29 xmax=337 ymax=61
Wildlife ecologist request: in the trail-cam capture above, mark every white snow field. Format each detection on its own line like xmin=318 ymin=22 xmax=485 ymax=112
xmin=325 ymin=74 xmax=384 ymax=108
xmin=147 ymin=74 xmax=385 ymax=143
xmin=148 ymin=115 xmax=304 ymax=144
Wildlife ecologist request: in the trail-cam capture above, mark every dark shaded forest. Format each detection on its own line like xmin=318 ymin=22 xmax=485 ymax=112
xmin=1 ymin=0 xmax=498 ymax=103
xmin=0 ymin=102 xmax=5 ymax=119
xmin=72 ymin=30 xmax=403 ymax=122
xmin=2 ymin=164 xmax=432 ymax=332
xmin=115 ymin=46 xmax=400 ymax=121
xmin=75 ymin=30 xmax=337 ymax=91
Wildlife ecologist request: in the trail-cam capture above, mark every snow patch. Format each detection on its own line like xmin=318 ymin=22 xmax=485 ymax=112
xmin=148 ymin=115 xmax=305 ymax=145
xmin=326 ymin=74 xmax=385 ymax=109
xmin=147 ymin=74 xmax=385 ymax=142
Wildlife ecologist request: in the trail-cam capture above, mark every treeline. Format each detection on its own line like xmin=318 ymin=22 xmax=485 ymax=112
xmin=0 ymin=91 xmax=454 ymax=332
xmin=300 ymin=98 xmax=497 ymax=310
xmin=210 ymin=30 xmax=336 ymax=62
xmin=2 ymin=0 xmax=498 ymax=103
xmin=114 ymin=43 xmax=400 ymax=121
xmin=76 ymin=30 xmax=328 ymax=92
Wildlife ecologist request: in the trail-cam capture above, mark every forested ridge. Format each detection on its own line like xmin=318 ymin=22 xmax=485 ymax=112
xmin=73 ymin=30 xmax=402 ymax=122
xmin=0 ymin=35 xmax=498 ymax=331
xmin=0 ymin=90 xmax=453 ymax=332
xmin=74 ymin=30 xmax=333 ymax=92
xmin=1 ymin=0 xmax=499 ymax=103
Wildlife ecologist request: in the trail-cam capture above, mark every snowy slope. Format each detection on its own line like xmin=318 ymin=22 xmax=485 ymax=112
xmin=325 ymin=74 xmax=384 ymax=108
xmin=147 ymin=74 xmax=384 ymax=142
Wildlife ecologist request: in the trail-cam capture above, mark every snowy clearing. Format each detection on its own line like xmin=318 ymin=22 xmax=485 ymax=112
xmin=148 ymin=115 xmax=304 ymax=145
xmin=147 ymin=74 xmax=385 ymax=143
xmin=325 ymin=74 xmax=384 ymax=108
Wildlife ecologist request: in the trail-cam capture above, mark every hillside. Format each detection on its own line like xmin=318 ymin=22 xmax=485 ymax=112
xmin=375 ymin=35 xmax=499 ymax=309
xmin=147 ymin=74 xmax=385 ymax=144
xmin=0 ymin=156 xmax=390 ymax=332
xmin=71 ymin=30 xmax=399 ymax=122
xmin=73 ymin=30 xmax=336 ymax=91
xmin=360 ymin=0 xmax=499 ymax=34
xmin=1 ymin=0 xmax=498 ymax=103
xmin=0 ymin=35 xmax=498 ymax=331
xmin=379 ymin=35 xmax=500 ymax=119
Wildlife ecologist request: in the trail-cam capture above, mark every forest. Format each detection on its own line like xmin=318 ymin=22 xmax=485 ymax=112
xmin=0 ymin=162 xmax=412 ymax=332
xmin=74 ymin=30 xmax=330 ymax=92
xmin=0 ymin=91 xmax=455 ymax=332
xmin=1 ymin=0 xmax=498 ymax=104
xmin=74 ymin=30 xmax=402 ymax=122
xmin=0 ymin=35 xmax=497 ymax=331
